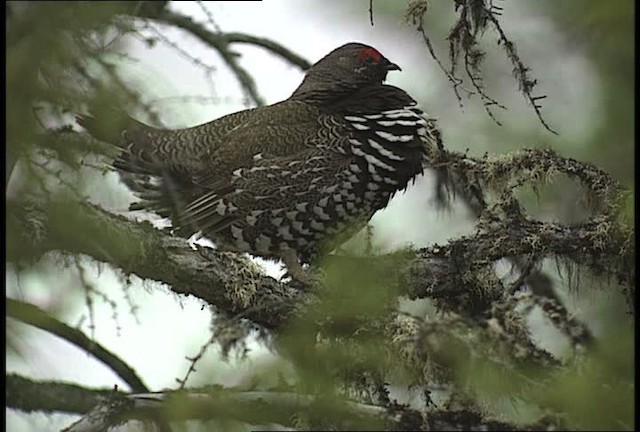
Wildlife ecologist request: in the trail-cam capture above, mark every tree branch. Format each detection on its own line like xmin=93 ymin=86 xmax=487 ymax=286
xmin=146 ymin=11 xmax=263 ymax=106
xmin=220 ymin=32 xmax=311 ymax=70
xmin=7 ymin=193 xmax=306 ymax=331
xmin=6 ymin=373 xmax=117 ymax=415
xmin=5 ymin=374 xmax=562 ymax=432
xmin=134 ymin=9 xmax=311 ymax=106
xmin=7 ymin=298 xmax=149 ymax=393
xmin=7 ymin=143 xmax=633 ymax=336
xmin=142 ymin=7 xmax=311 ymax=71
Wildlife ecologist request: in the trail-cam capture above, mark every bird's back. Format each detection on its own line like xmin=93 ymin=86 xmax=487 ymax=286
xmin=172 ymin=84 xmax=437 ymax=261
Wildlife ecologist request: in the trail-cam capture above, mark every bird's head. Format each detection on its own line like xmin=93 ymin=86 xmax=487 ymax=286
xmin=316 ymin=42 xmax=401 ymax=82
xmin=291 ymin=42 xmax=401 ymax=103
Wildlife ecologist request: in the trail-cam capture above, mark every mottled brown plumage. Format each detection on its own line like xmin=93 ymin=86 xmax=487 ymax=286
xmin=78 ymin=42 xmax=443 ymax=280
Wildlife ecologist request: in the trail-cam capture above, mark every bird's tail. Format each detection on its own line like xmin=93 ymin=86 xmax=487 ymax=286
xmin=76 ymin=107 xmax=135 ymax=148
xmin=77 ymin=109 xmax=195 ymax=226
xmin=77 ymin=107 xmax=166 ymax=175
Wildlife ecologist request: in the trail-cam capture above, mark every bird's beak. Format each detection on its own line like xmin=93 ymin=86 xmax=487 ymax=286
xmin=386 ymin=61 xmax=402 ymax=72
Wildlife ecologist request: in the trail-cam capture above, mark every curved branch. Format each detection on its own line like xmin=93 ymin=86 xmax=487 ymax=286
xmin=6 ymin=298 xmax=149 ymax=393
xmin=135 ymin=9 xmax=308 ymax=107
xmin=138 ymin=6 xmax=311 ymax=71
xmin=131 ymin=7 xmax=312 ymax=106
xmin=404 ymin=217 xmax=633 ymax=297
xmin=221 ymin=32 xmax=311 ymax=70
xmin=146 ymin=11 xmax=264 ymax=106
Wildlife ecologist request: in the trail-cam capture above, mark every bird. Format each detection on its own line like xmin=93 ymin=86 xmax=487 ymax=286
xmin=77 ymin=42 xmax=443 ymax=282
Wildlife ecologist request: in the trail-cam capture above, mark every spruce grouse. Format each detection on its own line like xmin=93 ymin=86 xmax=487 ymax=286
xmin=77 ymin=42 xmax=443 ymax=281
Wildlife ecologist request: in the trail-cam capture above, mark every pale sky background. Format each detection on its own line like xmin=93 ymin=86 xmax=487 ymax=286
xmin=6 ymin=1 xmax=603 ymax=431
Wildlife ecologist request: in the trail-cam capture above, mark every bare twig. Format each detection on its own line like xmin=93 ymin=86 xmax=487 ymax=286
xmin=75 ymin=256 xmax=122 ymax=337
xmin=369 ymin=0 xmax=374 ymax=26
xmin=485 ymin=11 xmax=558 ymax=134
xmin=138 ymin=11 xmax=266 ymax=106
xmin=196 ymin=0 xmax=222 ymax=33
xmin=176 ymin=332 xmax=217 ymax=389
xmin=407 ymin=2 xmax=474 ymax=108
xmin=140 ymin=23 xmax=219 ymax=97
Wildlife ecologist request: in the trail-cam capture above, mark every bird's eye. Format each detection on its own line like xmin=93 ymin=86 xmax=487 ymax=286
xmin=363 ymin=56 xmax=375 ymax=64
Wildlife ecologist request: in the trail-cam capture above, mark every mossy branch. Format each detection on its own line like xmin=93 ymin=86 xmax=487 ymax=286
xmin=7 ymin=137 xmax=633 ymax=331
xmin=5 ymin=374 xmax=562 ymax=432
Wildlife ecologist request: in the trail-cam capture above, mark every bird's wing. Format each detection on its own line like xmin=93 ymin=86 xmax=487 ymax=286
xmin=174 ymin=110 xmax=351 ymax=237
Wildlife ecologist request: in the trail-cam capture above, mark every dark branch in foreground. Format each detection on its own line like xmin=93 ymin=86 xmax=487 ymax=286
xmin=5 ymin=374 xmax=563 ymax=432
xmin=7 ymin=298 xmax=149 ymax=393
xmin=7 ymin=374 xmax=115 ymax=415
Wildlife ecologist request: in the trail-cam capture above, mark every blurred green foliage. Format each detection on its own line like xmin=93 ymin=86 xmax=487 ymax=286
xmin=546 ymin=0 xmax=634 ymax=186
